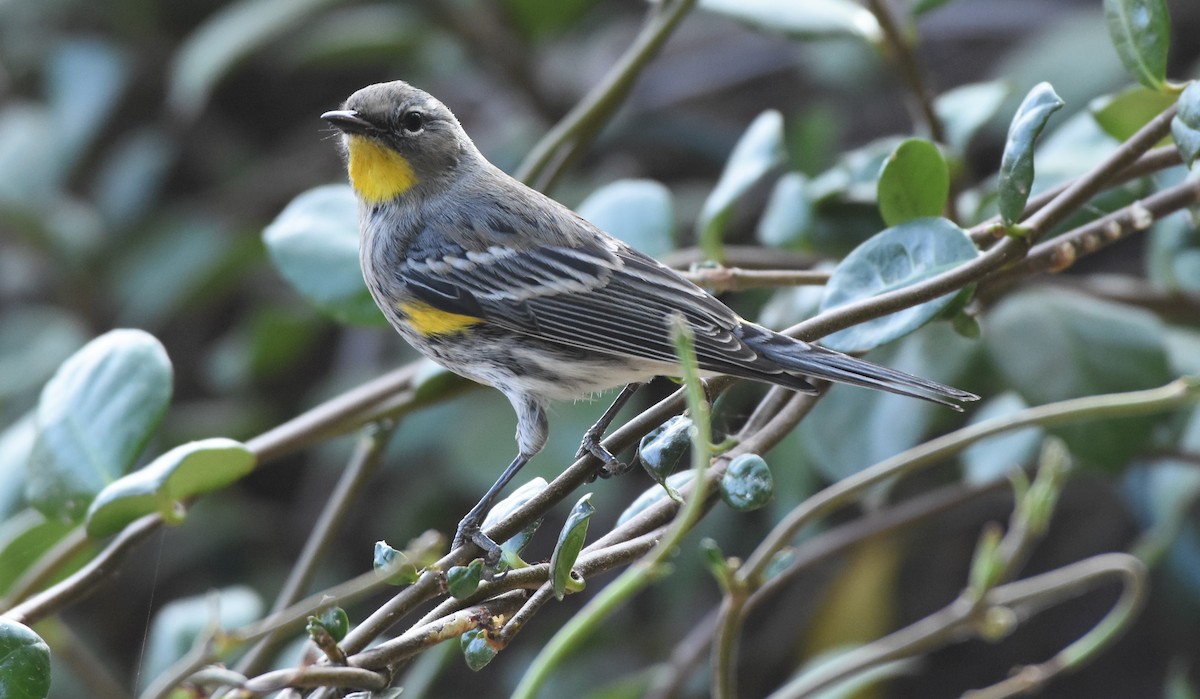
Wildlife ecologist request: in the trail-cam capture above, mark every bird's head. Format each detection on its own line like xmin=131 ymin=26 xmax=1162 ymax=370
xmin=322 ymin=81 xmax=472 ymax=204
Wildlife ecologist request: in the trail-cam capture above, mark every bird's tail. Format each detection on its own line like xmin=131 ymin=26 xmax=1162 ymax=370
xmin=739 ymin=324 xmax=979 ymax=411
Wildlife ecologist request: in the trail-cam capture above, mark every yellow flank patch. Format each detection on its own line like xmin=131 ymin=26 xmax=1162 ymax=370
xmin=346 ymin=135 xmax=419 ymax=203
xmin=398 ymin=301 xmax=480 ymax=336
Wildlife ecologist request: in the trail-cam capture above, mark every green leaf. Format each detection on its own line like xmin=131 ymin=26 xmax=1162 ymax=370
xmin=550 ymin=493 xmax=594 ymax=601
xmin=986 ymin=289 xmax=1172 ymax=471
xmin=0 ymin=306 xmax=86 ymax=410
xmin=1103 ymin=0 xmax=1171 ymax=91
xmin=139 ymin=587 xmax=263 ymax=690
xmin=90 ymin=128 xmax=175 ymax=230
xmin=818 ymin=217 xmax=978 ymax=353
xmin=446 ymin=559 xmax=484 ymax=599
xmin=757 ymin=172 xmax=812 ymax=248
xmin=617 ymin=470 xmax=696 ymax=526
xmin=720 ymin=454 xmax=774 ymax=511
xmin=168 ymin=0 xmax=339 ymax=118
xmin=480 ymin=477 xmax=547 ymax=568
xmin=0 ymin=104 xmax=60 ymax=207
xmin=0 ymin=510 xmax=80 ymax=598
xmin=697 ymin=110 xmax=786 ymax=260
xmin=85 ymin=438 xmax=255 ymax=537
xmin=112 ymin=219 xmax=233 ymax=327
xmin=876 ymin=138 xmax=949 ymax=226
xmin=697 ymin=0 xmax=882 ymax=42
xmin=997 ymin=82 xmax=1065 ymax=227
xmin=1171 ymin=81 xmax=1200 ymax=168
xmin=0 ymin=618 xmax=50 ymax=699
xmin=263 ymin=184 xmax=385 ymax=326
xmin=637 ymin=416 xmax=693 ymax=487
xmin=577 ymin=179 xmax=674 ymax=258
xmin=27 ymin=330 xmax=173 ymax=523
xmin=373 ymin=540 xmax=419 ymax=586
xmin=47 ymin=39 xmax=129 ymax=174
xmin=699 ymin=537 xmax=730 ymax=586
xmin=460 ymin=627 xmax=497 ymax=671
xmin=1090 ymin=85 xmax=1178 ymax=142
xmin=934 ymin=81 xmax=1011 ymax=154
xmin=306 ymin=606 xmax=349 ymax=642
xmin=0 ymin=418 xmax=36 ymax=522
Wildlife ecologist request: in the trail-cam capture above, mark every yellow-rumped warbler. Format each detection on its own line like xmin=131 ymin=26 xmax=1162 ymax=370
xmin=322 ymin=81 xmax=978 ymax=561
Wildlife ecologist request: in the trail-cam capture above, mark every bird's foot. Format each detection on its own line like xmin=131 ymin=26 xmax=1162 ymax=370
xmin=576 ymin=427 xmax=633 ymax=480
xmin=453 ymin=516 xmax=502 ymax=568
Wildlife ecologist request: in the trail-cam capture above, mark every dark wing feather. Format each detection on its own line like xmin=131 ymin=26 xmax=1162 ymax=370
xmin=398 ymin=226 xmax=796 ymax=382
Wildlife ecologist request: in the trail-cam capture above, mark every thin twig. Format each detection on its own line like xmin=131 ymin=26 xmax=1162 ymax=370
xmin=246 ymin=364 xmax=419 ymax=465
xmin=866 ymin=0 xmax=945 ymax=145
xmin=515 ymin=0 xmax=697 ymax=191
xmin=646 ymin=479 xmax=1005 ymax=699
xmin=711 ymin=377 xmax=1199 ymax=699
xmin=1020 ymin=104 xmax=1178 ymax=238
xmin=236 ymin=422 xmax=400 ymax=676
xmin=2 ymin=524 xmax=91 ymax=607
xmin=3 ymin=514 xmax=162 ymax=626
xmin=769 ymin=553 xmax=1146 ymax=699
xmin=969 ymin=145 xmax=1183 ymax=246
xmin=1007 ymin=177 xmax=1200 ymax=278
xmin=680 ymin=267 xmax=831 ymax=291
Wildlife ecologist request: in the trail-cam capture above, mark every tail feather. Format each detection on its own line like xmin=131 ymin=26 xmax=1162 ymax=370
xmin=738 ymin=325 xmax=979 ymax=410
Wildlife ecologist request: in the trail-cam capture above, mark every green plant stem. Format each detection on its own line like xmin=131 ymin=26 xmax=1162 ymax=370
xmin=770 ymin=553 xmax=1146 ymax=699
xmin=748 ymin=377 xmax=1196 ymax=583
xmin=235 ymin=421 xmax=399 ymax=677
xmin=647 ymin=478 xmax=1005 ymax=699
xmin=976 ymin=554 xmax=1147 ymax=694
xmin=507 ymin=319 xmax=713 ymax=699
xmin=514 ymin=0 xmax=696 ymax=191
xmin=710 ymin=377 xmax=1198 ymax=699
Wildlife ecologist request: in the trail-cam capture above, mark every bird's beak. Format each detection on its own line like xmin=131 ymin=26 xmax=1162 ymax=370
xmin=321 ymin=109 xmax=374 ymax=135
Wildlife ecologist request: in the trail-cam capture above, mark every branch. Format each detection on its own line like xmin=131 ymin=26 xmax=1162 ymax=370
xmin=1007 ymin=177 xmax=1200 ymax=278
xmin=514 ymin=0 xmax=697 ymax=191
xmin=3 ymin=514 xmax=162 ymax=626
xmin=235 ymin=422 xmax=400 ymax=676
xmin=680 ymin=267 xmax=830 ymax=291
xmin=710 ymin=377 xmax=1200 ymax=698
xmin=1020 ymin=104 xmax=1178 ymax=239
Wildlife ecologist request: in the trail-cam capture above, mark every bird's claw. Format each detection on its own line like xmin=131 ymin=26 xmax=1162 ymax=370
xmin=577 ymin=429 xmax=632 ymax=480
xmin=453 ymin=518 xmax=502 ymax=568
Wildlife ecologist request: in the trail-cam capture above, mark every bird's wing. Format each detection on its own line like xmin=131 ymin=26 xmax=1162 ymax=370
xmin=398 ymin=228 xmax=780 ymax=377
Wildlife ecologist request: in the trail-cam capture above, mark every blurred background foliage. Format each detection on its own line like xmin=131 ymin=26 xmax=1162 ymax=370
xmin=2 ymin=0 xmax=1200 ymax=696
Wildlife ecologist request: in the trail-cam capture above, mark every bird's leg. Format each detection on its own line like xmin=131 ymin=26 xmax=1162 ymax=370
xmin=576 ymin=382 xmax=644 ymax=480
xmin=454 ymin=452 xmax=530 ymax=567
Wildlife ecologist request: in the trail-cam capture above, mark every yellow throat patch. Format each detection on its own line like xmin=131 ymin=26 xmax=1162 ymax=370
xmin=398 ymin=301 xmax=480 ymax=336
xmin=347 ymin=135 xmax=419 ymax=203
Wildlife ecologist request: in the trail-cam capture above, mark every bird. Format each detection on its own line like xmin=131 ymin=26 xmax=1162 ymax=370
xmin=321 ymin=80 xmax=979 ymax=563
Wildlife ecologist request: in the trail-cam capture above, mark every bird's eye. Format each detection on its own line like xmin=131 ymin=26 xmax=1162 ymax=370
xmin=400 ymin=110 xmax=425 ymax=133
